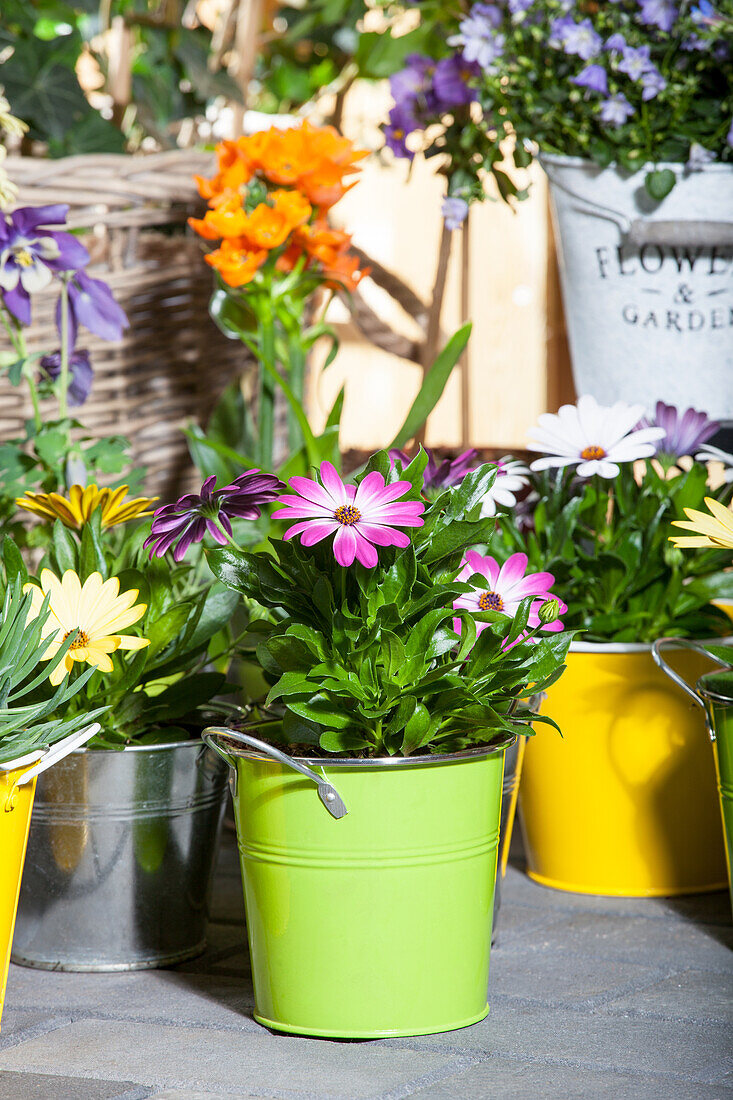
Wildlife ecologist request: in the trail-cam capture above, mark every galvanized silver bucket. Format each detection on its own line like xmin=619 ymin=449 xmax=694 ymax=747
xmin=543 ymin=154 xmax=733 ymax=420
xmin=11 ymin=740 xmax=228 ymax=971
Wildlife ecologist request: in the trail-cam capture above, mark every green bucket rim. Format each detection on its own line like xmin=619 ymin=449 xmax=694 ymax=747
xmin=219 ymin=730 xmax=517 ymax=769
xmin=697 ymin=670 xmax=733 ymax=706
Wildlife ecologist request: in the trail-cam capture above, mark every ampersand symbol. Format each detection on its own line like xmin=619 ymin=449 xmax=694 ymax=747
xmin=673 ymin=283 xmax=694 ymax=304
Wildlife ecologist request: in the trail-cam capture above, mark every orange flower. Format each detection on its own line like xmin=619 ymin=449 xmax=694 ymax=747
xmin=296 ymin=221 xmax=352 ymax=265
xmin=323 ymin=252 xmax=370 ymax=293
xmin=205 ymin=240 xmax=267 ymax=287
xmin=194 ymin=141 xmax=252 ymax=201
xmin=240 ymin=191 xmax=311 ymax=251
xmin=275 ymin=242 xmax=304 ymax=273
xmin=191 ymin=196 xmax=249 ymax=240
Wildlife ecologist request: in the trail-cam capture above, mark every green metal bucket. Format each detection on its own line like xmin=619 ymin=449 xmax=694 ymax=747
xmin=203 ymin=726 xmax=512 ymax=1039
xmin=653 ymin=641 xmax=733 ymax=916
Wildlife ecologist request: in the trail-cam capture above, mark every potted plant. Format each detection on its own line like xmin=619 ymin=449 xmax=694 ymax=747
xmin=494 ymin=394 xmax=733 ymax=897
xmin=381 ymin=1 xmax=733 ymax=419
xmin=161 ymin=450 xmax=571 ymax=1038
xmin=0 ymin=573 xmax=103 ymax=1024
xmin=653 ymin=495 xmax=733 ymax=913
xmin=4 ymin=483 xmax=250 ymax=970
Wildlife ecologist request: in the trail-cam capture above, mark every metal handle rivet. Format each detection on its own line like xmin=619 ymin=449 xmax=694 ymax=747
xmin=325 ymin=791 xmax=335 ymax=802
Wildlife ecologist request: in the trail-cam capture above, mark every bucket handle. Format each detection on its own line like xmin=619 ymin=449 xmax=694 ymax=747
xmin=651 ymin=639 xmax=715 ymax=741
xmin=543 ymin=165 xmax=733 ymax=247
xmin=1 ymin=723 xmax=101 ymax=811
xmin=202 ymin=726 xmax=348 ymax=820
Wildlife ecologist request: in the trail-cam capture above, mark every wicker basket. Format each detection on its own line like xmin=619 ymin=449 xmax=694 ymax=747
xmin=0 ymin=151 xmax=255 ymax=500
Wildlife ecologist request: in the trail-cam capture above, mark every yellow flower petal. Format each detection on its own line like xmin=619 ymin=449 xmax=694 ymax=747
xmin=114 ymin=634 xmax=150 ymax=651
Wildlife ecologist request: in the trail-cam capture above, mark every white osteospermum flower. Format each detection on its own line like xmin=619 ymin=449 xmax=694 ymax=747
xmin=480 ymin=458 xmax=530 ymax=517
xmin=527 ymin=395 xmax=666 ymax=479
xmin=695 ymin=444 xmax=733 ymax=484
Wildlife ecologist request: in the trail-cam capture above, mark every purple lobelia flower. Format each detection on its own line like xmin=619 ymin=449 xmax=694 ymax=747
xmin=508 ymin=0 xmax=533 ymax=16
xmin=617 ymin=45 xmax=654 ymax=80
xmin=572 ymin=64 xmax=609 ymax=95
xmin=432 ymin=56 xmax=479 ymax=108
xmin=637 ymin=0 xmax=678 ymax=31
xmin=38 ymin=348 xmax=93 ymax=407
xmin=144 ymin=470 xmax=283 ymax=561
xmin=599 ymin=93 xmax=634 ymax=126
xmin=441 ymin=196 xmax=470 ymax=230
xmin=642 ymin=402 xmax=720 ymax=459
xmin=561 ymin=19 xmax=602 ymax=60
xmin=605 ymin=32 xmax=627 ymax=53
xmin=447 ymin=5 xmax=505 ymax=72
xmin=57 ymin=269 xmax=129 ymax=345
xmin=687 ymin=142 xmax=716 ymax=170
xmin=640 ymin=68 xmax=667 ymax=99
xmin=390 ymin=55 xmax=434 ymax=110
xmin=273 ymin=461 xmax=425 ymax=568
xmin=390 ymin=447 xmax=480 ymax=493
xmin=0 ymin=205 xmax=89 ymax=326
xmin=549 ymin=14 xmax=576 ymax=47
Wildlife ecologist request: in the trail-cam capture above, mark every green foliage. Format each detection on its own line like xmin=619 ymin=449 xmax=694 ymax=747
xmin=0 ymin=575 xmax=105 ymax=764
xmin=497 ymin=461 xmax=733 ymax=643
xmin=206 ymin=456 xmax=572 ymax=756
xmin=0 ymin=0 xmax=242 ymax=154
xmin=4 ymin=519 xmax=239 ymax=750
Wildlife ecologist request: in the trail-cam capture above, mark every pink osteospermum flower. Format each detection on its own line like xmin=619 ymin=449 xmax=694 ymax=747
xmin=453 ymin=550 xmax=566 ymax=637
xmin=272 ymin=460 xmax=425 ymax=568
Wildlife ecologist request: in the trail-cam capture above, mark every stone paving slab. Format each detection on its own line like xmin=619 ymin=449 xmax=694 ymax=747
xmin=1 ymin=832 xmax=731 ymax=1099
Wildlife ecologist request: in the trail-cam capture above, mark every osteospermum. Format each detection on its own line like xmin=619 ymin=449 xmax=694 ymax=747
xmin=453 ymin=551 xmax=566 ymax=638
xmin=527 ymin=395 xmax=665 ymax=479
xmin=16 ymin=484 xmax=157 ymax=530
xmin=480 ymin=459 xmax=530 ymax=517
xmin=24 ymin=569 xmax=149 ymax=685
xmin=272 ymin=461 xmax=425 ymax=568
xmin=642 ymin=401 xmax=719 ymax=459
xmin=670 ymin=498 xmax=733 ymax=551
xmin=144 ymin=470 xmax=283 ymax=561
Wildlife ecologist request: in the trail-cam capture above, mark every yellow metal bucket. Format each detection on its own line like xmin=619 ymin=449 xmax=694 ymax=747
xmin=0 ymin=725 xmax=100 ymax=1027
xmin=519 ymin=644 xmax=727 ymax=897
xmin=0 ymin=759 xmax=38 ymax=1029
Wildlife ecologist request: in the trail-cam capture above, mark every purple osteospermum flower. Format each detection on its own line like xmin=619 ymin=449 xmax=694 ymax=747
xmin=0 ymin=205 xmax=89 ymax=326
xmin=432 ymin=56 xmax=479 ymax=108
xmin=272 ymin=460 xmax=425 ymax=569
xmin=599 ymin=93 xmax=634 ymax=126
xmin=384 ymin=106 xmax=417 ymax=159
xmin=638 ymin=0 xmax=678 ymax=31
xmin=643 ymin=401 xmax=720 ymax=458
xmin=453 ymin=550 xmax=566 ymax=638
xmin=58 ymin=269 xmax=129 ymax=345
xmin=390 ymin=447 xmax=480 ymax=493
xmin=562 ymin=19 xmax=602 ymax=60
xmin=144 ymin=470 xmax=283 ymax=561
xmin=617 ymin=45 xmax=654 ymax=80
xmin=447 ymin=5 xmax=505 ymax=72
xmin=640 ymin=69 xmax=667 ymax=99
xmin=38 ymin=348 xmax=93 ymax=407
xmin=572 ymin=64 xmax=609 ymax=95
xmin=442 ymin=196 xmax=470 ymax=230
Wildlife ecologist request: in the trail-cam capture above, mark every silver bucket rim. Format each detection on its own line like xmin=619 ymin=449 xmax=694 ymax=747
xmin=214 ymin=729 xmax=517 ymax=769
xmin=697 ymin=673 xmax=733 ymax=707
xmin=60 ymin=737 xmax=206 ymax=756
xmin=540 ymin=152 xmax=733 ymax=174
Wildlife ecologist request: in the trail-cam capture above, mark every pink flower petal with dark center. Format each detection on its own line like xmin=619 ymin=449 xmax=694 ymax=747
xmin=356 ymin=523 xmax=411 ymax=547
xmin=300 ymin=520 xmax=339 ymax=546
xmin=333 ymin=525 xmax=358 ymax=566
xmin=320 ymin=461 xmax=349 ymax=506
xmin=286 ymin=477 xmax=337 ymax=509
xmin=353 ymin=530 xmax=379 ymax=568
xmin=497 ymin=553 xmax=529 ymax=589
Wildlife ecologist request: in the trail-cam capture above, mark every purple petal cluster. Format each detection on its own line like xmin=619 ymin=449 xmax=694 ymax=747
xmin=637 ymin=0 xmax=678 ymax=32
xmin=560 ymin=18 xmax=602 ymax=60
xmin=599 ymin=93 xmax=634 ymax=126
xmin=39 ymin=348 xmax=93 ymax=407
xmin=441 ymin=196 xmax=470 ymax=230
xmin=144 ymin=470 xmax=284 ymax=561
xmin=0 ymin=205 xmax=89 ymax=325
xmin=390 ymin=447 xmax=479 ymax=493
xmin=385 ymin=50 xmax=480 ymax=160
xmin=58 ymin=269 xmax=129 ymax=345
xmin=643 ymin=401 xmax=719 ymax=459
xmin=572 ymin=64 xmax=608 ymax=95
xmin=447 ymin=4 xmax=505 ymax=72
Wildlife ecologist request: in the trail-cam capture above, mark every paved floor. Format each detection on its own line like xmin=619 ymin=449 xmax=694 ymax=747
xmin=1 ymin=826 xmax=731 ymax=1100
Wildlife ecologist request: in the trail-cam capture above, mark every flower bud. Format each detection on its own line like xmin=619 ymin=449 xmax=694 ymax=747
xmin=538 ymin=597 xmax=560 ymax=625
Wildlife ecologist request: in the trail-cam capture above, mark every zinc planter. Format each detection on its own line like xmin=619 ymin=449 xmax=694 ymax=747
xmin=543 ymin=154 xmax=733 ymax=420
xmin=1 ymin=726 xmax=99 ymax=1025
xmin=204 ymin=727 xmax=513 ymax=1039
xmin=12 ymin=739 xmax=228 ymax=971
xmin=518 ymin=643 xmax=727 ymax=898
xmin=653 ymin=639 xmax=733 ymax=916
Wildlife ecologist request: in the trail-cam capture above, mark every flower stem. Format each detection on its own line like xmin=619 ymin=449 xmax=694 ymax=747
xmin=257 ymin=299 xmax=276 ymax=472
xmin=286 ymin=323 xmax=305 ymax=458
xmin=58 ymin=279 xmax=70 ymax=421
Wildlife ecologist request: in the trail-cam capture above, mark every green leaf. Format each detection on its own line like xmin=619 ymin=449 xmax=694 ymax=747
xmin=3 ymin=537 xmax=28 ymax=586
xmin=645 ymin=169 xmax=676 ymax=202
xmin=209 ymin=288 xmax=257 ymax=340
xmin=319 ymin=728 xmax=371 ymax=753
xmin=401 ymin=702 xmax=431 ymax=755
xmin=51 ymin=519 xmax=78 ymax=575
xmin=389 ymin=324 xmax=472 ymax=448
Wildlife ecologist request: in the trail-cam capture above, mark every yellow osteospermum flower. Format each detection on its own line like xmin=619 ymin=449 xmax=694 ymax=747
xmin=24 ymin=569 xmax=149 ymax=686
xmin=16 ymin=484 xmax=158 ymax=530
xmin=669 ymin=497 xmax=733 ymax=551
